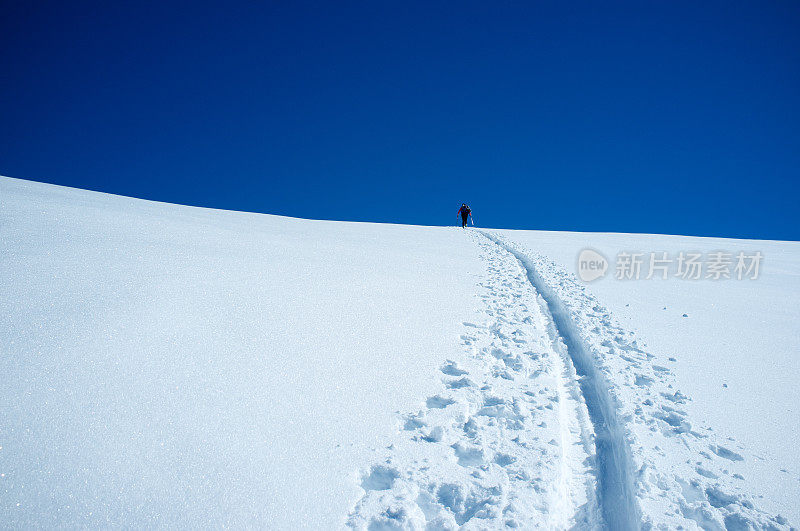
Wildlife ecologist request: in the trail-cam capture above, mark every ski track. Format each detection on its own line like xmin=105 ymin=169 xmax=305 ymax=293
xmin=347 ymin=230 xmax=601 ymax=529
xmin=480 ymin=231 xmax=641 ymax=530
xmin=347 ymin=229 xmax=795 ymax=530
xmin=478 ymin=232 xmax=794 ymax=530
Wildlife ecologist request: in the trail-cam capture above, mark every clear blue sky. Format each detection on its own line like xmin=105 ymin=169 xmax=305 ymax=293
xmin=2 ymin=1 xmax=798 ymax=239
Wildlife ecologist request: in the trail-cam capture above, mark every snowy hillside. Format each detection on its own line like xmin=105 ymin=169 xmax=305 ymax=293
xmin=1 ymin=176 xmax=797 ymax=529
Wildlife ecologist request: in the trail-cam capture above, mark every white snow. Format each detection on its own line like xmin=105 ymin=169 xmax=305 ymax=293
xmin=349 ymin=233 xmax=603 ymax=529
xmin=0 ymin=176 xmax=482 ymax=528
xmin=1 ymin=176 xmax=798 ymax=528
xmin=494 ymin=228 xmax=800 ymax=525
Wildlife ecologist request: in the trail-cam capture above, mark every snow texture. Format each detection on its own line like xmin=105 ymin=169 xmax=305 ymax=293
xmin=0 ymin=176 xmax=481 ymax=528
xmin=1 ymin=176 xmax=797 ymax=528
xmin=494 ymin=228 xmax=800 ymax=526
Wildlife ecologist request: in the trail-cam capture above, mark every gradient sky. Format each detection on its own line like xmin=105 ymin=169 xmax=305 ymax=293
xmin=2 ymin=1 xmax=799 ymax=239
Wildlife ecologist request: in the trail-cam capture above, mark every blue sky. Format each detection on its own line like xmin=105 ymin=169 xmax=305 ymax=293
xmin=2 ymin=1 xmax=798 ymax=239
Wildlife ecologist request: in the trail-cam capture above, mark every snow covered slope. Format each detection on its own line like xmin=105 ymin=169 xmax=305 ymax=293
xmin=348 ymin=231 xmax=797 ymax=529
xmin=494 ymin=229 xmax=800 ymax=524
xmin=1 ymin=176 xmax=797 ymax=528
xmin=0 ymin=176 xmax=483 ymax=528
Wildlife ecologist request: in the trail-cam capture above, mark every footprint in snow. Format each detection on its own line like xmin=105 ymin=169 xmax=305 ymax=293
xmin=426 ymin=395 xmax=455 ymax=409
xmin=710 ymin=444 xmax=744 ymax=462
xmin=441 ymin=361 xmax=468 ymax=376
xmin=361 ymin=465 xmax=399 ymax=491
xmin=421 ymin=426 xmax=446 ymax=443
xmin=402 ymin=414 xmax=426 ymax=430
xmin=494 ymin=453 xmax=517 ymax=467
xmin=446 ymin=377 xmax=474 ymax=389
xmin=451 ymin=442 xmax=485 ymax=467
xmin=696 ymin=466 xmax=719 ymax=479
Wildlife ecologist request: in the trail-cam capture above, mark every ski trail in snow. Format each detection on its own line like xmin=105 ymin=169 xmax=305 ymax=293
xmin=475 ymin=232 xmax=794 ymax=530
xmin=539 ymin=293 xmax=599 ymax=527
xmin=347 ymin=230 xmax=601 ymax=529
xmin=480 ymin=231 xmax=642 ymax=530
xmin=348 ymin=228 xmax=794 ymax=529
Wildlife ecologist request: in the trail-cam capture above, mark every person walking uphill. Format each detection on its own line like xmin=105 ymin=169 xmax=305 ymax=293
xmin=458 ymin=203 xmax=473 ymax=228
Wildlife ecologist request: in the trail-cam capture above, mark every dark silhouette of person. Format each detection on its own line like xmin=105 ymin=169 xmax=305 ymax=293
xmin=457 ymin=204 xmax=472 ymax=228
